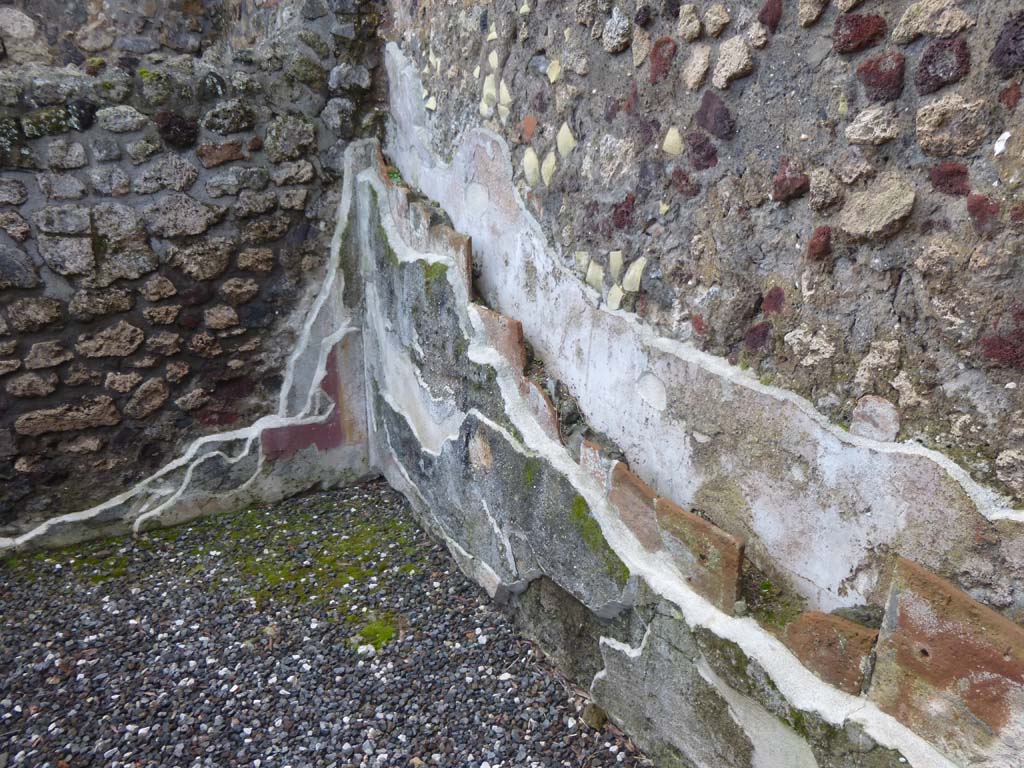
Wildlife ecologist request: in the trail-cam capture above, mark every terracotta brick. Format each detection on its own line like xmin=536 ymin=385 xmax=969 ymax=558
xmin=608 ymin=463 xmax=663 ymax=552
xmin=868 ymin=558 xmax=1024 ymax=760
xmin=579 ymin=440 xmax=610 ymax=490
xmin=524 ymin=380 xmax=561 ymax=442
xmin=783 ymin=612 xmax=878 ymax=694
xmin=654 ymin=497 xmax=744 ymax=614
xmin=474 ymin=306 xmax=527 ymax=374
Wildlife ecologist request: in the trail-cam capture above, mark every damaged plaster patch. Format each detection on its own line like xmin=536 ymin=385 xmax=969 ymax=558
xmin=383 ymin=42 xmax=962 ymax=768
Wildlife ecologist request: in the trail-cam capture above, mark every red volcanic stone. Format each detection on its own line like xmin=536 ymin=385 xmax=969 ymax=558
xmin=695 ymin=90 xmax=736 ymax=140
xmin=833 ymin=14 xmax=887 ymax=54
xmin=613 ymin=193 xmax=636 ymax=229
xmin=521 ymin=114 xmax=538 ymax=142
xmin=929 ymin=162 xmax=970 ymax=196
xmin=992 ymin=12 xmax=1024 ymax=79
xmin=649 ymin=37 xmax=677 ymax=84
xmin=196 ymin=140 xmax=245 ymax=168
xmin=692 ymin=314 xmax=707 ymax=335
xmin=1012 ymin=203 xmax=1024 ymax=224
xmin=687 ymin=131 xmax=718 ymax=171
xmin=916 ymin=36 xmax=971 ymax=95
xmin=856 ymin=51 xmax=906 ymax=102
xmin=762 ymin=285 xmax=785 ymax=314
xmin=981 ymin=331 xmax=1024 ymax=367
xmin=773 ymin=156 xmax=810 ymax=202
xmin=807 ymin=226 xmax=832 ymax=260
xmin=967 ymin=193 xmax=1001 ymax=234
xmin=671 ymin=167 xmax=701 ymax=198
xmin=1000 ymin=81 xmax=1021 ymax=110
xmin=744 ymin=321 xmax=771 ymax=352
xmin=758 ymin=0 xmax=782 ymax=33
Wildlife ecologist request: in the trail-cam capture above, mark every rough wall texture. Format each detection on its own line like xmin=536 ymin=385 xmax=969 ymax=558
xmin=0 ymin=0 xmax=382 ymax=533
xmin=391 ymin=0 xmax=1024 ymax=526
xmin=4 ymin=1 xmax=1024 ymax=767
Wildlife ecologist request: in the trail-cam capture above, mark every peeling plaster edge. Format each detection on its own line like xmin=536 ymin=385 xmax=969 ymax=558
xmin=384 ymin=41 xmax=1023 ymax=528
xmin=367 ymin=99 xmax=958 ymax=768
xmin=0 ymin=142 xmax=377 ymax=555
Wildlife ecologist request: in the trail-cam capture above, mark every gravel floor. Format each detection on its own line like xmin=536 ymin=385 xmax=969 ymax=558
xmin=0 ymin=481 xmax=651 ymax=768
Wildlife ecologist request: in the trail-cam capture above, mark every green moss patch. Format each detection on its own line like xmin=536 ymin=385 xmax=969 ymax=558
xmin=571 ymin=495 xmax=630 ymax=586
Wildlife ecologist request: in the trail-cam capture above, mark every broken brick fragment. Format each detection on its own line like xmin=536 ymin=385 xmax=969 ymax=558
xmin=784 ymin=613 xmax=878 ymax=695
xmin=649 ymin=37 xmax=678 ymax=84
xmin=695 ymin=90 xmax=736 ymax=140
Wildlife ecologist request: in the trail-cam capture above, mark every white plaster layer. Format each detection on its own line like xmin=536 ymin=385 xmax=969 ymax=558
xmin=383 ymin=42 xmax=1024 ymax=623
xmin=355 ymin=137 xmax=957 ymax=768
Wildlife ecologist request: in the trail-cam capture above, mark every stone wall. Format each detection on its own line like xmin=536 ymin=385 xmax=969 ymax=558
xmin=0 ymin=0 xmax=382 ymax=535
xmin=347 ymin=135 xmax=1023 ymax=768
xmin=389 ymin=0 xmax=1024 ymax=518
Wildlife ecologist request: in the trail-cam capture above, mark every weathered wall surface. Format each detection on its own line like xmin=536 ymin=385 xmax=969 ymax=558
xmin=4 ymin=1 xmax=1024 ymax=766
xmin=351 ymin=141 xmax=1023 ymax=767
xmin=0 ymin=0 xmax=380 ymax=534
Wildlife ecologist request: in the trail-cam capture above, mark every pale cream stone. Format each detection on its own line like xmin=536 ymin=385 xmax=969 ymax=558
xmin=633 ymin=27 xmax=652 ymax=68
xmin=845 ymin=105 xmax=900 ymax=145
xmin=659 ymin=201 xmax=670 ymax=215
xmin=547 ymin=59 xmax=562 ymax=83
xmin=557 ymin=123 xmax=577 ymax=158
xmin=799 ymin=0 xmax=829 ymax=27
xmin=489 ymin=50 xmax=499 ymax=70
xmin=574 ymin=251 xmax=591 ymax=273
xmin=704 ymin=3 xmax=731 ymax=37
xmin=487 ymin=23 xmax=498 ymax=41
xmin=425 ymin=95 xmax=437 ymax=111
xmin=663 ymin=127 xmax=684 ymax=156
xmin=747 ymin=21 xmax=768 ymax=49
xmin=519 ymin=2 xmax=531 ymax=14
xmin=499 ymin=79 xmax=512 ymax=106
xmin=683 ymin=45 xmax=712 ymax=91
xmin=473 ymin=65 xmax=481 ymax=79
xmin=498 ymin=105 xmax=510 ymax=123
xmin=541 ymin=151 xmax=557 ymax=186
xmin=480 ymin=73 xmax=497 ymax=117
xmin=585 ymin=261 xmax=605 ymax=290
xmin=523 ymin=148 xmax=540 ymax=186
xmin=609 ymin=250 xmax=624 ymax=282
xmin=678 ymin=4 xmax=702 ymax=41
xmin=607 ymin=284 xmax=625 ymax=311
xmin=623 ymin=257 xmax=647 ymax=292
xmin=892 ymin=0 xmax=974 ymax=44
xmin=712 ymin=36 xmax=754 ymax=89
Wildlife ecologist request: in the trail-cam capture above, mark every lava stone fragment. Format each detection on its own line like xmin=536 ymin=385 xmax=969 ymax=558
xmin=929 ymin=162 xmax=970 ymax=196
xmin=67 ymin=99 xmax=98 ymax=131
xmin=686 ymin=131 xmax=718 ymax=170
xmin=155 ymin=111 xmax=200 ymax=148
xmin=833 ymin=14 xmax=887 ymax=54
xmin=916 ymin=37 xmax=970 ymax=95
xmin=694 ymin=91 xmax=736 ymax=140
xmin=856 ymin=52 xmax=906 ymax=102
xmin=758 ymin=0 xmax=783 ymax=33
xmin=992 ymin=12 xmax=1024 ymax=79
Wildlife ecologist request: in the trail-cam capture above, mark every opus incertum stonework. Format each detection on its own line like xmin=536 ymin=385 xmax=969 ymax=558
xmin=2 ymin=0 xmax=1024 ymax=765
